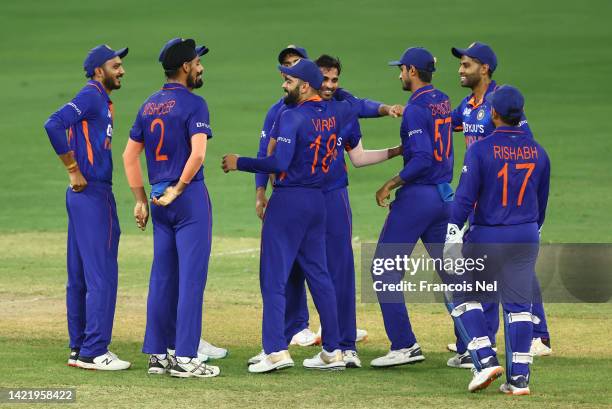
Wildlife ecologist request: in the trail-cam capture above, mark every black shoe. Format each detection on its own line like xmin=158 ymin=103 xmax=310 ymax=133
xmin=148 ymin=355 xmax=171 ymax=375
xmin=68 ymin=348 xmax=79 ymax=367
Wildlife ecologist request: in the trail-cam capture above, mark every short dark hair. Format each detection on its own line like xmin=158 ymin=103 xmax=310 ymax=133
xmin=500 ymin=114 xmax=521 ymax=126
xmin=472 ymin=57 xmax=493 ymax=78
xmin=416 ymin=69 xmax=432 ymax=83
xmin=315 ymin=54 xmax=342 ymax=75
xmin=164 ymin=67 xmax=181 ymax=79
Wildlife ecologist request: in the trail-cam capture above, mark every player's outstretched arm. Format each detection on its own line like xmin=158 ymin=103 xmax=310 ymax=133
xmin=378 ymin=104 xmax=404 ymax=118
xmin=154 ymin=133 xmax=208 ymax=207
xmin=347 ymin=140 xmax=402 ymax=168
xmin=122 ymin=139 xmax=148 ymax=230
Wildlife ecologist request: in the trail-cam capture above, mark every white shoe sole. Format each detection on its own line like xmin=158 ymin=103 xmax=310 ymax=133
xmin=447 ymin=361 xmax=474 ymax=369
xmin=148 ymin=367 xmax=167 ymax=375
xmin=469 ymin=366 xmax=504 ymax=392
xmin=500 ymin=384 xmax=531 ymax=395
xmin=303 ymin=362 xmax=346 ymax=371
xmin=76 ymin=360 xmax=131 ymax=371
xmin=248 ymin=359 xmax=294 ymax=374
xmin=169 ymin=369 xmax=220 ymax=378
xmin=371 ymin=355 xmax=425 ymax=368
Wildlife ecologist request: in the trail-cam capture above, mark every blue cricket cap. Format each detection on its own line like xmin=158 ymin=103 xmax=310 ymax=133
xmin=278 ymin=44 xmax=308 ymax=64
xmin=278 ymin=58 xmax=323 ymax=90
xmin=485 ymin=85 xmax=524 ymax=119
xmin=84 ymin=45 xmax=128 ymax=77
xmin=158 ymin=38 xmax=209 ymax=70
xmin=388 ymin=47 xmax=436 ymax=72
xmin=452 ymin=42 xmax=497 ymax=72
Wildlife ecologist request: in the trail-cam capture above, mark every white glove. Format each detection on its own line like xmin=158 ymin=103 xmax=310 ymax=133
xmin=443 ymin=223 xmax=467 ymax=274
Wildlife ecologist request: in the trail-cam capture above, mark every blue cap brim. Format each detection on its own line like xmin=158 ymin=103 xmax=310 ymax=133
xmin=196 ymin=45 xmax=209 ymax=56
xmin=388 ymin=60 xmax=402 ymax=66
xmin=278 ymin=64 xmax=295 ymax=77
xmin=451 ymin=47 xmax=467 ymax=59
xmin=113 ymin=47 xmax=129 ymax=59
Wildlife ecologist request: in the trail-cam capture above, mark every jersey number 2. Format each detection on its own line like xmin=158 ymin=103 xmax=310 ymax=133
xmin=151 ymin=118 xmax=168 ymax=161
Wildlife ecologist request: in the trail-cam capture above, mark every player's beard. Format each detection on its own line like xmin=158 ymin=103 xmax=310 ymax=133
xmin=461 ymin=72 xmax=480 ymax=88
xmin=401 ymin=77 xmax=410 ymax=91
xmin=188 ymin=70 xmax=203 ymax=89
xmin=102 ymin=72 xmax=122 ymax=91
xmin=284 ymin=86 xmax=300 ymax=105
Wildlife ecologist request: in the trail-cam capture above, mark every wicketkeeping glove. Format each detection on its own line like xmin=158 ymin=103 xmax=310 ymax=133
xmin=443 ymin=223 xmax=467 ymax=274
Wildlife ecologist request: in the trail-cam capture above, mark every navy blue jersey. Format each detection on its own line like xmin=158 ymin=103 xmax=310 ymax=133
xmin=398 ymin=85 xmax=454 ymax=186
xmin=238 ymin=97 xmax=354 ymax=188
xmin=255 ymin=97 xmax=285 ymax=189
xmin=130 ymin=83 xmax=213 ymax=185
xmin=451 ymin=126 xmax=550 ymax=228
xmin=44 ymin=80 xmax=115 ymax=184
xmin=451 ymin=81 xmax=531 ymax=147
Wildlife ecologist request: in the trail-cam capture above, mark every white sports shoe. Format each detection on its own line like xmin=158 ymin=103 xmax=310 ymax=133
xmin=248 ymin=350 xmax=294 ymax=374
xmin=447 ymin=342 xmax=497 ymax=353
xmin=342 ymin=350 xmax=362 ymax=368
xmin=530 ymin=337 xmax=552 ymax=356
xmin=370 ymin=343 xmax=425 ymax=367
xmin=356 ymin=328 xmax=368 ymax=343
xmin=314 ymin=327 xmax=369 ymax=345
xmin=76 ymin=351 xmax=131 ymax=371
xmin=289 ymin=328 xmax=318 ymax=347
xmin=499 ymin=375 xmax=530 ymax=395
xmin=170 ymin=356 xmax=220 ymax=378
xmin=303 ymin=350 xmax=346 ymax=370
xmin=447 ymin=351 xmax=475 ymax=369
xmin=247 ymin=350 xmax=266 ymax=366
xmin=198 ymin=339 xmax=228 ymax=359
xmin=468 ymin=357 xmax=504 ymax=392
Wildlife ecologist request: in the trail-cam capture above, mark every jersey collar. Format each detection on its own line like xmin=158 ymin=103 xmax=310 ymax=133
xmin=298 ymin=95 xmax=323 ymax=106
xmin=162 ymin=82 xmax=189 ymax=91
xmin=86 ymin=80 xmax=111 ymax=103
xmin=467 ymin=80 xmax=497 ymax=109
xmin=409 ymin=84 xmax=434 ymax=103
xmin=493 ymin=125 xmax=525 ymax=135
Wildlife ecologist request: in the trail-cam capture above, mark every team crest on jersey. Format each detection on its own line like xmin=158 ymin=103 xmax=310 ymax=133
xmin=477 ymin=109 xmax=485 ymax=120
xmin=107 ymin=109 xmax=112 ymax=118
xmin=462 ymin=165 xmax=468 ymax=173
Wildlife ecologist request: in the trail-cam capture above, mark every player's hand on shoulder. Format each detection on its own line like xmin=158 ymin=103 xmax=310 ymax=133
xmin=69 ymin=169 xmax=88 ymax=192
xmin=221 ymin=154 xmax=239 ymax=173
xmin=134 ymin=201 xmax=149 ymax=231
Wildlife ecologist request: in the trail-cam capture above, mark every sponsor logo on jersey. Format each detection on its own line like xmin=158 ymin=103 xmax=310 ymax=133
xmin=462 ymin=122 xmax=485 ymax=134
xmin=518 ymin=119 xmax=528 ymax=127
xmin=260 ymin=130 xmax=267 ymax=139
xmin=196 ymin=122 xmax=210 ymax=129
xmin=408 ymin=128 xmax=423 ymax=137
xmin=277 ymin=136 xmax=291 ymax=144
xmin=462 ymin=165 xmax=468 ymax=173
xmin=67 ymin=102 xmax=82 ymax=116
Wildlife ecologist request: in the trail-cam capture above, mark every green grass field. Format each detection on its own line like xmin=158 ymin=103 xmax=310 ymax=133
xmin=1 ymin=0 xmax=611 ymax=407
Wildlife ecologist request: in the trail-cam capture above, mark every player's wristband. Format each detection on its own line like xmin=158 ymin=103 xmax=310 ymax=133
xmin=66 ymin=162 xmax=79 ymax=173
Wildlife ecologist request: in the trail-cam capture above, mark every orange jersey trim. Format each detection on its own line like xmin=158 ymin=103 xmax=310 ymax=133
xmin=82 ymin=120 xmax=94 ymax=165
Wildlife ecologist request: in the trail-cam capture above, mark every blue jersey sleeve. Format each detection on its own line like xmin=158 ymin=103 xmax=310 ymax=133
xmin=450 ymin=145 xmax=482 ymax=227
xmin=398 ymin=105 xmax=433 ymax=183
xmin=451 ymin=103 xmax=464 ymax=131
xmin=537 ymin=152 xmax=551 ymax=228
xmin=44 ymin=90 xmax=93 ymax=155
xmin=335 ymin=88 xmax=381 ymax=118
xmin=255 ymin=102 xmax=281 ymax=189
xmin=237 ymin=109 xmax=299 ymax=174
xmin=187 ymin=97 xmax=213 ymax=138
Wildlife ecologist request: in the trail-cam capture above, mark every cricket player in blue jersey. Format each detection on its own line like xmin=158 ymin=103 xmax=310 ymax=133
xmin=369 ymin=47 xmax=460 ymax=368
xmin=253 ymin=47 xmax=403 ymax=358
xmin=446 ymin=42 xmax=551 ymax=365
xmin=44 ymin=45 xmax=130 ymax=370
xmin=122 ymin=38 xmax=220 ymax=378
xmin=223 ymin=59 xmax=354 ymax=373
xmin=444 ymin=85 xmax=551 ymax=394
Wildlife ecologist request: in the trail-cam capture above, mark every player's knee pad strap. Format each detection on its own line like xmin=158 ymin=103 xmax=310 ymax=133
xmin=467 ymin=336 xmax=491 ymax=351
xmin=450 ymin=302 xmax=483 ymax=317
xmin=507 ymin=312 xmax=541 ymax=324
xmin=512 ymin=352 xmax=533 ymax=364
